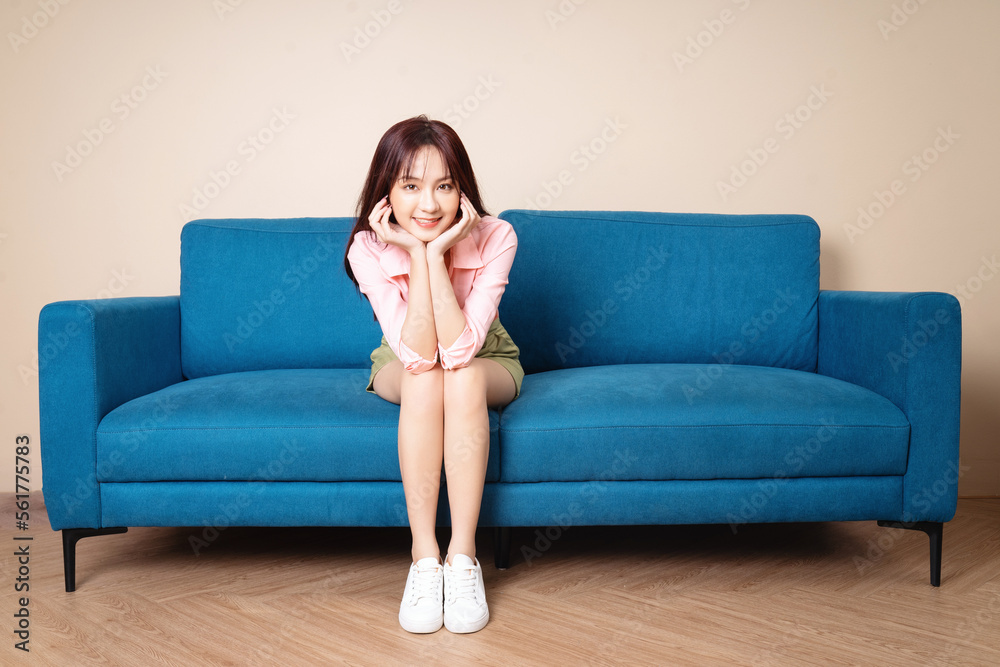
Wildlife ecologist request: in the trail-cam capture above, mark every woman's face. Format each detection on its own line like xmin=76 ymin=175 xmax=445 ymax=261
xmin=387 ymin=147 xmax=460 ymax=243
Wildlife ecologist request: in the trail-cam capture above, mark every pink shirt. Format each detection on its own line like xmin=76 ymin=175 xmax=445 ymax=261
xmin=347 ymin=215 xmax=518 ymax=373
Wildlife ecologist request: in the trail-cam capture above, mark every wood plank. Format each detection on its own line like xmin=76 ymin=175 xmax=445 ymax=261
xmin=2 ymin=494 xmax=998 ymax=665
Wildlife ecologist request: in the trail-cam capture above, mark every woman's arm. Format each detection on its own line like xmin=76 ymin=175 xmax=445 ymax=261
xmin=355 ymin=196 xmax=439 ymax=370
xmin=400 ymin=244 xmax=440 ymax=362
xmin=434 ymin=220 xmax=516 ymax=370
xmin=425 ymin=194 xmax=483 ymax=351
xmin=426 ymin=250 xmax=467 ymax=350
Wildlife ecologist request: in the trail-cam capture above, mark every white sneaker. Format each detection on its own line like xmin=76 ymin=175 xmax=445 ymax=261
xmin=443 ymin=554 xmax=489 ymax=633
xmin=399 ymin=556 xmax=444 ymax=633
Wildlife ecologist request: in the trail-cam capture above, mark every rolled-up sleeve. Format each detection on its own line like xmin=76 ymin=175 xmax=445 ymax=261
xmin=347 ymin=233 xmax=439 ymax=374
xmin=437 ymin=221 xmax=518 ymax=370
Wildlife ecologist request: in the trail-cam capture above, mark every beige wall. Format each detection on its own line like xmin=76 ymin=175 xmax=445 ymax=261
xmin=2 ymin=0 xmax=997 ymax=495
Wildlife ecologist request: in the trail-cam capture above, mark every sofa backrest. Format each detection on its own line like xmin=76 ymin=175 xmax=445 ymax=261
xmin=497 ymin=210 xmax=820 ymax=375
xmin=179 ymin=212 xmax=820 ymax=380
xmin=180 ymin=218 xmax=381 ymax=379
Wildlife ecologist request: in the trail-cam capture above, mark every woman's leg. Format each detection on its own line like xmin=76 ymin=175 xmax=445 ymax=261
xmin=441 ymin=358 xmax=516 ymax=563
xmin=373 ymin=359 xmax=446 ymax=564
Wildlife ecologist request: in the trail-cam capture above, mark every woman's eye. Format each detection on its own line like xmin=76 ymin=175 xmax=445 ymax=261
xmin=403 ymin=184 xmax=416 ymax=191
xmin=439 ymin=183 xmax=453 ymax=191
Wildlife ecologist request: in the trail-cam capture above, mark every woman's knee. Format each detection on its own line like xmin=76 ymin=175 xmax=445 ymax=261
xmin=400 ymin=364 xmax=445 ymax=407
xmin=442 ymin=362 xmax=490 ymax=409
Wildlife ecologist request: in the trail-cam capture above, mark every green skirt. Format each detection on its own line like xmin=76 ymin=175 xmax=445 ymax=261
xmin=366 ymin=317 xmax=524 ymax=401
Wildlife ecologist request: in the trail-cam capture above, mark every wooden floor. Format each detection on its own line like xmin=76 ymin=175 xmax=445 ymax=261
xmin=2 ymin=495 xmax=998 ymax=666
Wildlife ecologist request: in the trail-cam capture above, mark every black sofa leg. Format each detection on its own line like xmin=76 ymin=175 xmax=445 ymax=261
xmin=494 ymin=526 xmax=511 ymax=570
xmin=876 ymin=520 xmax=943 ymax=586
xmin=61 ymin=527 xmax=128 ymax=592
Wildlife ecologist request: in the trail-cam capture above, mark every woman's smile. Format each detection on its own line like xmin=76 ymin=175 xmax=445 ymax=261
xmin=387 ymin=146 xmax=460 ymax=240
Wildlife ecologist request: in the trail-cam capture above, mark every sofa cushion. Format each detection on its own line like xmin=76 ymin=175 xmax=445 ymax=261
xmin=497 ymin=210 xmax=820 ymax=375
xmin=95 ymin=369 xmax=501 ymax=483
xmin=497 ymin=364 xmax=909 ymax=482
xmin=180 ymin=218 xmax=382 ymax=379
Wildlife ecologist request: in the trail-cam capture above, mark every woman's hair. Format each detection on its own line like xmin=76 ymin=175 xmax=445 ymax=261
xmin=343 ymin=115 xmax=490 ymax=310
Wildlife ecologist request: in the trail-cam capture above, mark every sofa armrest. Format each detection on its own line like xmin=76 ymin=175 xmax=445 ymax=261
xmin=38 ymin=296 xmax=183 ymax=530
xmin=817 ymin=290 xmax=962 ymax=522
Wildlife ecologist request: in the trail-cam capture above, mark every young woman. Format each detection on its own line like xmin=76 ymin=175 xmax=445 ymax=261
xmin=343 ymin=115 xmax=523 ymax=634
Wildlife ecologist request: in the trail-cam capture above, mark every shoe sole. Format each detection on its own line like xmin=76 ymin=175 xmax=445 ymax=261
xmin=444 ymin=609 xmax=489 ymax=634
xmin=399 ymin=613 xmax=443 ymax=634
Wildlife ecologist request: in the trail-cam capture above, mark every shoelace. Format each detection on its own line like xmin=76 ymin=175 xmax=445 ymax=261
xmin=408 ymin=564 xmax=442 ymax=604
xmin=447 ymin=566 xmax=478 ymax=603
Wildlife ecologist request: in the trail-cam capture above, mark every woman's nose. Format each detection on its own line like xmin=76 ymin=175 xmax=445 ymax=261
xmin=418 ymin=188 xmax=439 ymax=213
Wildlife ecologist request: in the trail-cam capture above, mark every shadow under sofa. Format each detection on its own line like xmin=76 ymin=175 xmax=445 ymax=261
xmin=38 ymin=209 xmax=962 ymax=591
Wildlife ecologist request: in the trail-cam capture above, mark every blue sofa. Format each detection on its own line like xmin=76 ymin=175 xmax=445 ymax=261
xmin=38 ymin=210 xmax=962 ymax=591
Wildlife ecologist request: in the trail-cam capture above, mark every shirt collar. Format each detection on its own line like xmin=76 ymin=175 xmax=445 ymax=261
xmin=376 ymin=225 xmax=485 ymax=277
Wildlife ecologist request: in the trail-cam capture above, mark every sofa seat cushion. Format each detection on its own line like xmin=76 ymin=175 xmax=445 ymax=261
xmin=498 ymin=364 xmax=909 ymax=482
xmin=96 ymin=369 xmax=501 ymax=482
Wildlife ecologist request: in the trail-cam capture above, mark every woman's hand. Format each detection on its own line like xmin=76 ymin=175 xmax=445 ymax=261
xmin=426 ymin=193 xmax=480 ymax=260
xmin=369 ymin=196 xmax=424 ymax=255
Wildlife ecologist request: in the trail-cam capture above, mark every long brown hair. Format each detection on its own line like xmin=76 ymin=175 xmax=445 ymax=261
xmin=343 ymin=115 xmax=490 ymax=314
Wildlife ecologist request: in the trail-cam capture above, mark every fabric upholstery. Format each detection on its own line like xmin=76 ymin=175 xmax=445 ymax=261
xmin=38 ymin=297 xmax=183 ymax=530
xmin=818 ymin=290 xmax=962 ymax=522
xmin=96 ymin=368 xmax=501 ymax=483
xmin=497 ymin=210 xmax=820 ymax=375
xmin=498 ymin=364 xmax=909 ymax=482
xmin=37 ymin=212 xmax=962 ymax=535
xmin=180 ymin=218 xmax=381 ymax=379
